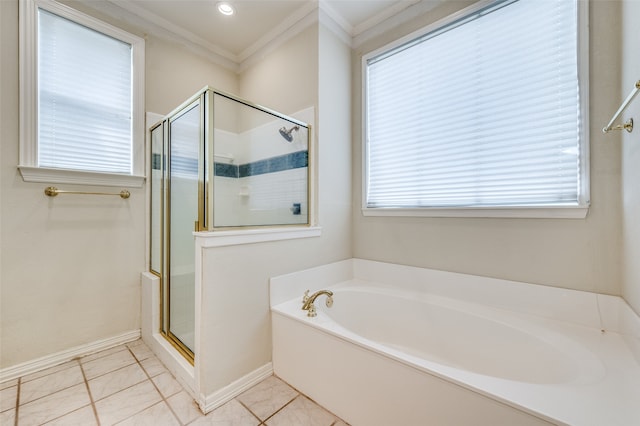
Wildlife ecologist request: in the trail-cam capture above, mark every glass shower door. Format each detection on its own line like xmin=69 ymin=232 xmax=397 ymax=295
xmin=166 ymin=98 xmax=202 ymax=358
xmin=149 ymin=87 xmax=310 ymax=364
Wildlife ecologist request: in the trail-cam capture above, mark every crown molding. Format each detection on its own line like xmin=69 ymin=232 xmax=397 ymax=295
xmin=100 ymin=0 xmax=239 ymax=71
xmin=318 ymin=7 xmax=352 ymax=47
xmin=352 ymin=0 xmax=422 ymax=37
xmin=109 ymin=0 xmax=238 ymax=62
xmin=238 ymin=0 xmax=319 ymax=63
xmin=318 ymin=0 xmax=353 ymax=36
xmin=92 ymin=0 xmax=443 ymax=73
xmin=352 ymin=0 xmax=445 ymax=49
xmin=238 ymin=7 xmax=320 ymax=74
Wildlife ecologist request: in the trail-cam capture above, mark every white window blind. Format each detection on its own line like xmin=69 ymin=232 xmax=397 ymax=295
xmin=365 ymin=0 xmax=586 ymax=211
xmin=37 ymin=8 xmax=133 ymax=174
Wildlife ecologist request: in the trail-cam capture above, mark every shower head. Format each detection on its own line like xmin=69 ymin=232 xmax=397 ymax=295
xmin=279 ymin=125 xmax=299 ymax=142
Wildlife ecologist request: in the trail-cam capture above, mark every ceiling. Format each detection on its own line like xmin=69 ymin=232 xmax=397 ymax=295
xmin=82 ymin=0 xmax=431 ymax=70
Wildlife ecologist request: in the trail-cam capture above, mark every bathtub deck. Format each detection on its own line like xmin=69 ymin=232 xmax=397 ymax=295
xmin=270 ymin=259 xmax=640 ymax=426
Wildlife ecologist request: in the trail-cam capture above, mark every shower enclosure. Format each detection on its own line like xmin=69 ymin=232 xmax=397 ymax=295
xmin=149 ymin=87 xmax=310 ymax=361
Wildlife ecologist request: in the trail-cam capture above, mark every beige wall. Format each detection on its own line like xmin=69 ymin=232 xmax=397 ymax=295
xmin=351 ymin=0 xmax=623 ymax=295
xmin=198 ymin=23 xmax=352 ymax=394
xmin=146 ymin=38 xmax=239 ymax=116
xmin=239 ymin=26 xmax=319 ymax=116
xmin=621 ymin=0 xmax=640 ymax=314
xmin=0 ymin=0 xmax=237 ymax=368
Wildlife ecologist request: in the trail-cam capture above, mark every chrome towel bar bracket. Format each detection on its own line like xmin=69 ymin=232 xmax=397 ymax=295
xmin=603 ymin=80 xmax=640 ymax=134
xmin=604 ymin=118 xmax=633 ymax=134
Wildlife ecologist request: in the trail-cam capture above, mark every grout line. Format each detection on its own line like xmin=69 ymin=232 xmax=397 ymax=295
xmin=13 ymin=369 xmax=85 ymax=407
xmin=259 ymin=394 xmax=300 ymax=424
xmin=126 ymin=344 xmax=184 ymax=425
xmin=270 ymin=376 xmax=347 ymax=425
xmin=79 ymin=345 xmax=128 ymax=366
xmin=236 ymin=399 xmax=267 ymax=424
xmin=237 ymin=375 xmax=345 ymax=425
xmin=19 ymin=359 xmax=78 ymax=385
xmin=41 ymin=405 xmax=95 ymax=426
xmin=9 ymin=341 xmax=341 ymax=426
xmin=13 ymin=377 xmax=20 ymax=426
xmin=32 ymin=360 xmax=95 ymax=426
xmin=77 ymin=343 xmax=174 ymax=426
xmin=78 ymin=358 xmax=101 ymax=426
xmin=90 ymin=377 xmax=149 ymax=404
xmin=83 ymin=359 xmax=140 ymax=384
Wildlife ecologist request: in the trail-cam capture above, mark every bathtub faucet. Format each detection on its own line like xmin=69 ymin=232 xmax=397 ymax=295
xmin=301 ymin=289 xmax=334 ymax=317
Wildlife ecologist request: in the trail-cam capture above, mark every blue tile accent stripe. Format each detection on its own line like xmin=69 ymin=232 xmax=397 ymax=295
xmin=214 ymin=162 xmax=238 ymax=178
xmin=214 ymin=150 xmax=308 ymax=178
xmin=152 ymin=153 xmax=162 ymax=170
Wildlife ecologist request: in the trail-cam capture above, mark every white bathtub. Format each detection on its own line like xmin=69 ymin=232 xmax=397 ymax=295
xmin=270 ymin=259 xmax=640 ymax=426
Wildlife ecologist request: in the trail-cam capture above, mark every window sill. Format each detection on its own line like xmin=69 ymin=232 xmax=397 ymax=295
xmin=194 ymin=226 xmax=322 ymax=248
xmin=18 ymin=165 xmax=145 ymax=188
xmin=362 ymin=206 xmax=589 ymax=219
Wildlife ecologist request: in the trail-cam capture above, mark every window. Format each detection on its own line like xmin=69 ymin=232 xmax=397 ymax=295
xmin=19 ymin=0 xmax=145 ymax=186
xmin=363 ymin=0 xmax=589 ymax=218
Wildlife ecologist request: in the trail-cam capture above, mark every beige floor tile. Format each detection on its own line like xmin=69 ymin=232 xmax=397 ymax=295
xmin=236 ymin=376 xmax=298 ymax=421
xmin=20 ymin=364 xmax=84 ymax=404
xmin=140 ymin=356 xmax=168 ymax=378
xmin=151 ymin=371 xmax=183 ymax=398
xmin=166 ymin=390 xmax=203 ymax=424
xmin=80 ymin=345 xmax=128 ymax=364
xmin=0 ymin=408 xmax=15 ymax=425
xmin=95 ymin=380 xmax=162 ymax=426
xmin=189 ymin=399 xmax=260 ymax=426
xmin=89 ymin=363 xmax=148 ymax=401
xmin=265 ymin=395 xmax=337 ymax=426
xmin=82 ymin=349 xmax=137 ymax=380
xmin=5 ymin=346 xmax=341 ymax=426
xmin=116 ymin=401 xmax=180 ymax=426
xmin=0 ymin=378 xmax=18 ymax=391
xmin=21 ymin=361 xmax=78 ymax=383
xmin=127 ymin=340 xmax=154 ymax=362
xmin=43 ymin=405 xmax=98 ymax=425
xmin=0 ymin=385 xmax=17 ymax=412
xmin=18 ymin=383 xmax=91 ymax=426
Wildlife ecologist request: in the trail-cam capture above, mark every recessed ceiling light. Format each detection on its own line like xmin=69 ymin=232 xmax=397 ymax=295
xmin=217 ymin=2 xmax=235 ymax=16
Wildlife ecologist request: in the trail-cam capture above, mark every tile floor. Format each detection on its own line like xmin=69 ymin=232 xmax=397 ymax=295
xmin=0 ymin=340 xmax=348 ymax=426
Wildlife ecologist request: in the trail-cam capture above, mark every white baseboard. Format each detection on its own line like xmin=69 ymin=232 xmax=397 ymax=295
xmin=198 ymin=363 xmax=273 ymax=414
xmin=145 ymin=332 xmax=196 ymax=397
xmin=0 ymin=329 xmax=141 ymax=383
